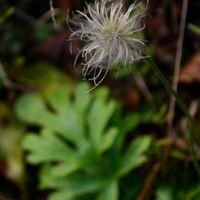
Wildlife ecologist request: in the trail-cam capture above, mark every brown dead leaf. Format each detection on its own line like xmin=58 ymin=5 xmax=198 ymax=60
xmin=38 ymin=30 xmax=78 ymax=61
xmin=59 ymin=0 xmax=80 ymax=12
xmin=179 ymin=52 xmax=200 ymax=83
xmin=126 ymin=88 xmax=141 ymax=109
xmin=174 ymin=138 xmax=187 ymax=151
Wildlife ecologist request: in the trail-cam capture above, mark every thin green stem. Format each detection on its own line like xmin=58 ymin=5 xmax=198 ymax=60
xmin=147 ymin=58 xmax=200 ymax=177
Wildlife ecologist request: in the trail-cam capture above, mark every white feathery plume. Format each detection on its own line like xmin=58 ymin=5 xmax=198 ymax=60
xmin=68 ymin=0 xmax=147 ymax=88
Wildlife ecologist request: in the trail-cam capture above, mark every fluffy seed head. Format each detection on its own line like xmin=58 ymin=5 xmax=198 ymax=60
xmin=69 ymin=0 xmax=147 ymax=87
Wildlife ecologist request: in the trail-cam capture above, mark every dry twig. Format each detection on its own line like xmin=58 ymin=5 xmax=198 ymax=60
xmin=166 ymin=0 xmax=189 ymax=141
xmin=136 ymin=163 xmax=161 ymax=200
xmin=49 ymin=0 xmax=58 ymax=28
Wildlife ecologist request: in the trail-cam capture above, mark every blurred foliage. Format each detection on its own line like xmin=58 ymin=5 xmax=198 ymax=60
xmin=1 ymin=0 xmax=200 ymax=199
xmin=188 ymin=24 xmax=200 ymax=36
xmin=155 ymin=185 xmax=173 ymax=200
xmin=0 ymin=125 xmax=24 ymax=183
xmin=16 ymin=82 xmax=153 ymax=200
xmin=0 ymin=7 xmax=15 ymax=25
xmin=0 ymin=102 xmax=24 ymax=184
xmin=16 ymin=62 xmax=71 ymax=94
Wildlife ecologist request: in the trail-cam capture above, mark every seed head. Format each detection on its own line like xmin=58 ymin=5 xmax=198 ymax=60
xmin=69 ymin=0 xmax=147 ymax=87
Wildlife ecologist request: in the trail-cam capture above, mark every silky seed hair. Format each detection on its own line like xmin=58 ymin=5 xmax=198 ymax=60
xmin=68 ymin=0 xmax=147 ymax=88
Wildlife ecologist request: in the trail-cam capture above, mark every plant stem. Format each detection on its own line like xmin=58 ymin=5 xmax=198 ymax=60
xmin=49 ymin=0 xmax=58 ymax=28
xmin=147 ymin=58 xmax=200 ymax=178
xmin=167 ymin=0 xmax=188 ymax=146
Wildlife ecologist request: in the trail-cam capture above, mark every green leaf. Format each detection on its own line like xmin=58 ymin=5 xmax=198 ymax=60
xmin=22 ymin=130 xmax=76 ymax=164
xmin=48 ymin=173 xmax=105 ymax=200
xmin=49 ymin=190 xmax=73 ymax=200
xmin=15 ymin=94 xmax=50 ymax=124
xmin=34 ymin=25 xmax=50 ymax=42
xmin=117 ymin=156 xmax=147 ymax=177
xmin=93 ymin=87 xmax=110 ymax=101
xmin=74 ymin=83 xmax=91 ymax=115
xmin=16 ymin=89 xmax=88 ymax=147
xmin=88 ymin=95 xmax=116 ymax=149
xmin=186 ymin=184 xmax=200 ymax=200
xmin=120 ymin=113 xmax=141 ymax=135
xmin=98 ymin=128 xmax=118 ymax=153
xmin=96 ymin=181 xmax=118 ymax=200
xmin=18 ymin=82 xmax=152 ymax=200
xmin=141 ymin=105 xmax=166 ymax=124
xmin=17 ymin=62 xmax=71 ymax=97
xmin=156 ymin=185 xmax=173 ymax=200
xmin=45 ymin=87 xmax=71 ymax=115
xmin=44 ymin=84 xmax=90 ymax=148
xmin=49 ymin=108 xmax=86 ymax=145
xmin=39 ymin=164 xmax=58 ymax=189
xmin=50 ymin=162 xmax=81 ymax=177
xmin=0 ymin=7 xmax=15 ymax=25
xmin=188 ymin=23 xmax=200 ymax=36
xmin=126 ymin=136 xmax=152 ymax=155
xmin=117 ymin=136 xmax=152 ymax=176
xmin=116 ymin=113 xmax=141 ymax=150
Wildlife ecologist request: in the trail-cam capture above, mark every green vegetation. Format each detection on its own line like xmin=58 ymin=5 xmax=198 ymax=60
xmin=1 ymin=0 xmax=200 ymax=199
